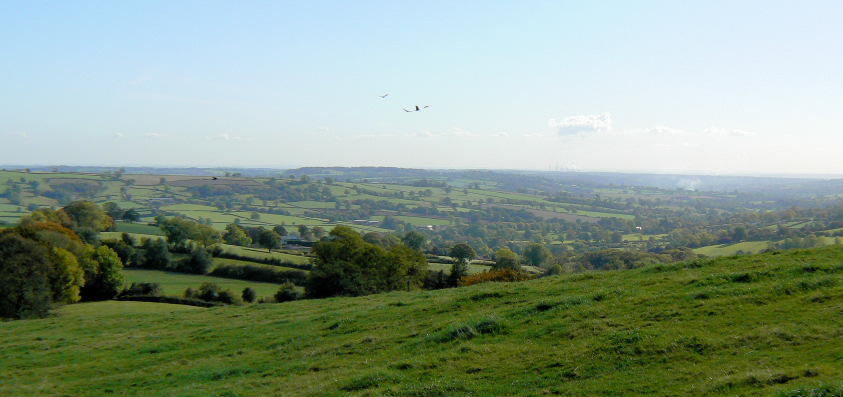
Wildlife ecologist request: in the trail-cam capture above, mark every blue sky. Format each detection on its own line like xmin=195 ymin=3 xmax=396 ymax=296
xmin=2 ymin=1 xmax=842 ymax=175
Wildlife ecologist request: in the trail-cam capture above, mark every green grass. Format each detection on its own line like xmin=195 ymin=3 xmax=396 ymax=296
xmin=426 ymin=261 xmax=491 ymax=275
xmin=218 ymin=244 xmax=311 ymax=265
xmin=694 ymin=241 xmax=772 ymax=256
xmin=56 ymin=300 xmax=204 ymax=317
xmin=123 ymin=269 xmax=284 ymax=299
xmin=3 ymin=246 xmax=842 ymax=395
xmin=115 ymin=222 xmax=164 ymax=236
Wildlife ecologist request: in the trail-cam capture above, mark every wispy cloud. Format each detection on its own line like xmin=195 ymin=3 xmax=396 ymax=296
xmin=406 ymin=130 xmax=436 ymax=138
xmin=358 ymin=134 xmax=376 ymax=139
xmin=494 ymin=132 xmax=509 ymax=138
xmin=524 ymin=133 xmax=545 ymax=138
xmin=142 ymin=133 xmax=168 ymax=139
xmin=450 ymin=127 xmax=478 ymax=137
xmin=14 ymin=131 xmax=29 ymax=138
xmin=113 ymin=133 xmax=125 ymax=138
xmin=548 ymin=112 xmax=612 ymax=135
xmin=706 ymin=127 xmax=757 ymax=137
xmin=205 ymin=134 xmax=245 ymax=141
xmin=637 ymin=126 xmax=688 ymax=135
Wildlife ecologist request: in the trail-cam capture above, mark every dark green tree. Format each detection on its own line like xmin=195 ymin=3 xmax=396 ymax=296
xmin=305 ymin=225 xmax=427 ymax=298
xmin=258 ymin=229 xmax=281 ymax=252
xmin=402 ymin=230 xmax=426 ymax=251
xmin=122 ymin=208 xmax=141 ymax=223
xmin=160 ymin=216 xmax=196 ymax=246
xmin=79 ymin=245 xmax=126 ymax=301
xmin=449 ymin=243 xmax=476 ymax=264
xmin=493 ymin=247 xmax=520 ymax=270
xmin=522 ymin=242 xmax=552 ymax=267
xmin=143 ymin=238 xmax=170 ymax=270
xmin=61 ymin=201 xmax=114 ymax=232
xmin=242 ymin=287 xmax=257 ymax=303
xmin=224 ymin=224 xmax=252 ymax=246
xmin=0 ymin=233 xmax=53 ymax=319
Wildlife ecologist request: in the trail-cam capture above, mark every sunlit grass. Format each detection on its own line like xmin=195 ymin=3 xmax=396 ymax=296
xmin=3 ymin=246 xmax=841 ymax=395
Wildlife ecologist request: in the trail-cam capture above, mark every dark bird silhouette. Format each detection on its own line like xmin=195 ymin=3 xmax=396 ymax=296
xmin=211 ymin=176 xmax=218 ymax=180
xmin=403 ymin=105 xmax=429 ymax=112
xmin=379 ymin=93 xmax=388 ymax=98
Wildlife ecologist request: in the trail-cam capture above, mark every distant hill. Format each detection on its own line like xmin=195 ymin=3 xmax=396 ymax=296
xmin=2 ymin=245 xmax=841 ymax=395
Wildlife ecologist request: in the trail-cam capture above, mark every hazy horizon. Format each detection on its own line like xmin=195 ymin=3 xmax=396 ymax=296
xmin=3 ymin=2 xmax=842 ymax=175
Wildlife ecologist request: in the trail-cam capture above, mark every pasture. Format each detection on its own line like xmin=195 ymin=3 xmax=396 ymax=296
xmin=2 ymin=245 xmax=841 ymax=395
xmin=124 ymin=269 xmax=284 ymax=299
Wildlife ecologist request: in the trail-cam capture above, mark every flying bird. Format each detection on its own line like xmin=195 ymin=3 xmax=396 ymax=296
xmin=379 ymin=93 xmax=388 ymax=98
xmin=211 ymin=176 xmax=218 ymax=180
xmin=403 ymin=105 xmax=429 ymax=112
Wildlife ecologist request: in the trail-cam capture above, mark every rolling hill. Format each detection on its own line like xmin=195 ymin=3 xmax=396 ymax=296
xmin=2 ymin=245 xmax=841 ymax=396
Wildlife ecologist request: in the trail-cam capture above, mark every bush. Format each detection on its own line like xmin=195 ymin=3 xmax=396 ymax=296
xmin=176 ymin=246 xmax=213 ymax=274
xmin=187 ymin=282 xmax=242 ymax=304
xmin=142 ymin=238 xmax=170 ymax=270
xmin=209 ymin=263 xmax=307 ymax=285
xmin=242 ymin=287 xmax=256 ymax=303
xmin=120 ymin=282 xmax=162 ymax=297
xmin=274 ymin=282 xmax=300 ymax=303
xmin=0 ymin=233 xmax=53 ymax=319
xmin=460 ymin=268 xmax=535 ymax=286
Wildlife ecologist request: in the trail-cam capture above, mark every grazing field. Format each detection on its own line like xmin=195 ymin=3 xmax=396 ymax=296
xmin=124 ymin=269 xmax=284 ymax=299
xmin=3 ymin=246 xmax=841 ymax=396
xmin=694 ymin=241 xmax=772 ymax=257
xmin=218 ymin=244 xmax=311 ymax=265
xmin=426 ymin=261 xmax=492 ymax=275
xmin=57 ymin=300 xmax=204 ymax=317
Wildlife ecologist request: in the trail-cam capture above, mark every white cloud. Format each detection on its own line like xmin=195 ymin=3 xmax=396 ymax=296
xmin=406 ymin=130 xmax=436 ymax=138
xmin=142 ymin=133 xmax=168 ymax=139
xmin=706 ymin=127 xmax=757 ymax=137
xmin=548 ymin=112 xmax=612 ymax=135
xmin=14 ymin=131 xmax=29 ymax=138
xmin=358 ymin=134 xmax=376 ymax=139
xmin=113 ymin=133 xmax=125 ymax=138
xmin=450 ymin=127 xmax=478 ymax=137
xmin=645 ymin=126 xmax=688 ymax=135
xmin=205 ymin=134 xmax=246 ymax=141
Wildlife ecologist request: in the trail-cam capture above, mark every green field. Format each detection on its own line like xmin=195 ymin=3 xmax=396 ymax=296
xmin=694 ymin=241 xmax=772 ymax=256
xmin=218 ymin=244 xmax=311 ymax=265
xmin=124 ymin=269 xmax=285 ymax=299
xmin=3 ymin=246 xmax=842 ymax=396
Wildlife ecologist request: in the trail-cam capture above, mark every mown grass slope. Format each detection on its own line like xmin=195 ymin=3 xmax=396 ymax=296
xmin=2 ymin=246 xmax=842 ymax=396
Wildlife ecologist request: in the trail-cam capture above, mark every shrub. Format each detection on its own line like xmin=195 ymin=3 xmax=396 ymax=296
xmin=274 ymin=282 xmax=300 ymax=303
xmin=209 ymin=263 xmax=307 ymax=285
xmin=120 ymin=282 xmax=162 ymax=297
xmin=460 ymin=268 xmax=535 ymax=286
xmin=242 ymin=287 xmax=256 ymax=303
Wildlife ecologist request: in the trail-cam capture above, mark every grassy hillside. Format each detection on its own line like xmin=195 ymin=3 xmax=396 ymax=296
xmin=2 ymin=246 xmax=843 ymax=396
